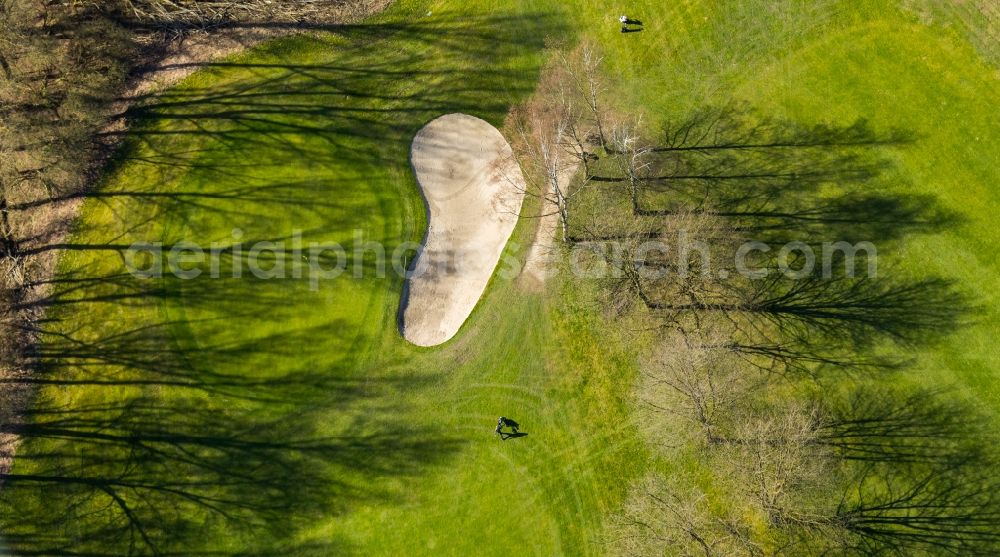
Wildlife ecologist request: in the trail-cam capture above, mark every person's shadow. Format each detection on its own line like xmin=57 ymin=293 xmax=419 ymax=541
xmin=496 ymin=418 xmax=526 ymax=440
xmin=622 ymin=18 xmax=644 ymax=33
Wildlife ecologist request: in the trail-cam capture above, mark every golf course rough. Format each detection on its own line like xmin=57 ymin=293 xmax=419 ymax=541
xmin=401 ymin=113 xmax=525 ymax=346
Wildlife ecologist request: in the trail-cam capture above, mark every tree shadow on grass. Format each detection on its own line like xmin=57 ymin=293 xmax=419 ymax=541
xmin=574 ymin=105 xmax=973 ymax=381
xmin=576 ymin=105 xmax=994 ymax=554
xmin=578 ymin=105 xmax=961 ymax=246
xmin=813 ymin=386 xmax=1000 ymax=554
xmin=106 ymin=13 xmax=565 ymax=165
xmin=818 ymin=387 xmax=985 ymax=465
xmin=1 ymin=310 xmax=461 ymax=555
xmin=713 ymin=338 xmax=909 ymax=379
xmin=0 ymin=273 xmax=453 ymax=553
xmin=641 ymin=272 xmax=972 ymax=356
xmin=11 ymin=11 xmax=567 ymax=259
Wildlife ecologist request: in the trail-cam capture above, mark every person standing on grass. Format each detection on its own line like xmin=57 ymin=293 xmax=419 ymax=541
xmin=496 ymin=416 xmax=522 ymax=438
xmin=620 ymin=15 xmax=644 ymax=33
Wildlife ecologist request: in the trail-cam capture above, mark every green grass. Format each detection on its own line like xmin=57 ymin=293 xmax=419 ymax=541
xmin=2 ymin=0 xmax=999 ymax=554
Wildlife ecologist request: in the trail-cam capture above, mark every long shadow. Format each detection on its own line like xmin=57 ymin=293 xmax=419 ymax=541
xmin=573 ymin=105 xmax=971 ymax=371
xmin=1 ymin=310 xmax=463 ymax=555
xmin=576 ymin=105 xmax=959 ymax=246
xmin=1 ymin=396 xmax=462 ymax=556
xmin=639 ymin=273 xmax=970 ymax=350
xmin=709 ymin=339 xmax=908 ymax=378
xmin=815 ymin=386 xmax=1000 ymax=554
xmin=109 ymin=15 xmax=561 ymax=149
xmin=12 ymin=12 xmax=564 ymax=224
xmin=818 ymin=387 xmax=983 ymax=464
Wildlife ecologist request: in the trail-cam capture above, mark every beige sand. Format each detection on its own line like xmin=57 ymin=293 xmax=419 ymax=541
xmin=519 ymin=187 xmax=560 ymax=291
xmin=401 ymin=114 xmax=525 ymax=346
xmin=518 ymin=156 xmax=580 ymax=290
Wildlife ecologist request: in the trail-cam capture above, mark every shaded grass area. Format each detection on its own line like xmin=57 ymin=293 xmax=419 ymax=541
xmin=1 ymin=0 xmax=999 ymax=555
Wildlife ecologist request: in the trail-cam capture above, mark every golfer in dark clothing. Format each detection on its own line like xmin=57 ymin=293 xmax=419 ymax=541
xmin=496 ymin=416 xmax=521 ymax=438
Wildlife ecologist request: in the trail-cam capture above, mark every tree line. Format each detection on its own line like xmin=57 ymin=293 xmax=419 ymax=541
xmin=510 ymin=42 xmax=998 ymax=555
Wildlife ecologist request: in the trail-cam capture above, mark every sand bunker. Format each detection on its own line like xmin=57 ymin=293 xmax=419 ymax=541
xmin=400 ymin=114 xmax=525 ymax=347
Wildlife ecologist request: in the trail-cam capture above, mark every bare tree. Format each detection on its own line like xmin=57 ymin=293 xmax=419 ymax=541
xmin=637 ymin=329 xmax=755 ymax=445
xmin=574 ymin=208 xmax=741 ymax=323
xmin=605 ymin=117 xmax=654 ymax=213
xmin=558 ymin=40 xmax=609 ymax=151
xmin=505 ymin=51 xmax=595 ymax=243
xmin=612 ymin=474 xmax=763 ymax=557
xmin=506 ymin=104 xmax=573 ymax=242
xmin=720 ymin=406 xmax=834 ymax=528
xmin=590 ymin=104 xmax=985 ymax=555
xmin=505 ymin=41 xmax=628 ymax=244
